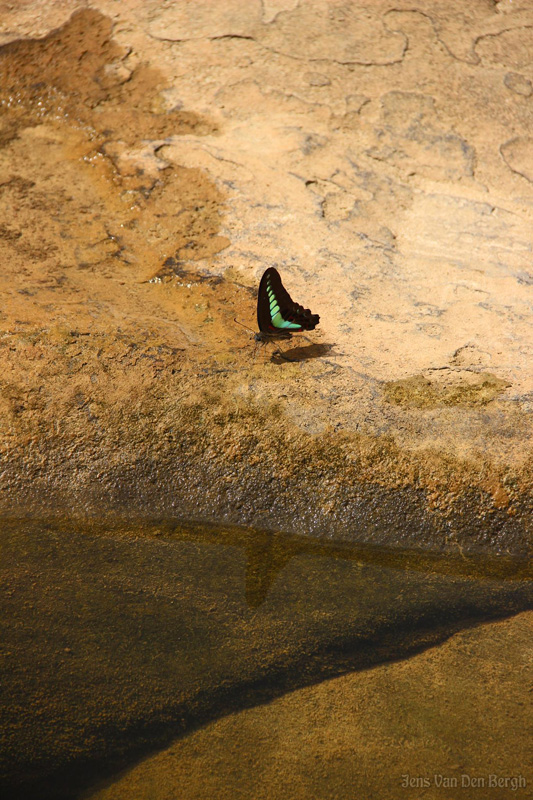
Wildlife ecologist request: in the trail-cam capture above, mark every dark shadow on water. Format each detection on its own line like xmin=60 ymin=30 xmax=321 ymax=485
xmin=0 ymin=517 xmax=531 ymax=799
xmin=164 ymin=518 xmax=531 ymax=608
xmin=270 ymin=342 xmax=336 ymax=363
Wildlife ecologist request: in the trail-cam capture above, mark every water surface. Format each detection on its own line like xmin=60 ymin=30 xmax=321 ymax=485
xmin=0 ymin=517 xmax=531 ymax=799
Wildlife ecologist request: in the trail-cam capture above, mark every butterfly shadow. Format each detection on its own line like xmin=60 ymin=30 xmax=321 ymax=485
xmin=271 ymin=342 xmax=337 ymax=364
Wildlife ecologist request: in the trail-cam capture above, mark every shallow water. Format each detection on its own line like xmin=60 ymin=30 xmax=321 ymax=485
xmin=0 ymin=517 xmax=531 ymax=799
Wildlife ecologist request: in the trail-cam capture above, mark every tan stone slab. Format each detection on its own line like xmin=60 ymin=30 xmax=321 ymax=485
xmin=0 ymin=2 xmax=531 ymax=549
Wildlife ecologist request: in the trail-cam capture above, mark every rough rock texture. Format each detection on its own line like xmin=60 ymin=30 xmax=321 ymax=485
xmin=0 ymin=1 xmax=532 ymax=553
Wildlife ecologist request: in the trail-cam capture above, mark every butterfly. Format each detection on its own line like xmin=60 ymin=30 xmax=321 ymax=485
xmin=254 ymin=267 xmax=320 ymax=344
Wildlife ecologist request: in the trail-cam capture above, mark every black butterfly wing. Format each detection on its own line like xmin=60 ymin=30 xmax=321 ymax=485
xmin=257 ymin=267 xmax=320 ymax=334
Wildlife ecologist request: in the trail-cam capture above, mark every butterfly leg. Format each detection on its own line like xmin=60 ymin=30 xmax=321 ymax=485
xmin=252 ymin=340 xmax=259 ymax=363
xmin=272 ymin=342 xmax=294 ymax=362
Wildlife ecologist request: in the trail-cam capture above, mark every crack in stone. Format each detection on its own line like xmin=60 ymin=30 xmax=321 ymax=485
xmin=209 ymin=34 xmax=257 ymax=42
xmin=148 ymin=16 xmax=408 ymax=68
xmin=148 ymin=7 xmax=529 ymax=70
xmin=500 ymin=137 xmax=533 ymax=184
xmin=385 ymin=7 xmax=481 ymax=65
xmin=474 ymin=23 xmax=533 ymax=68
xmin=257 ymin=37 xmax=407 ymax=67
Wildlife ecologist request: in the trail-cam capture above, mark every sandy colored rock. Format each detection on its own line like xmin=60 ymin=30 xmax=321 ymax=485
xmin=0 ymin=2 xmax=532 ymax=552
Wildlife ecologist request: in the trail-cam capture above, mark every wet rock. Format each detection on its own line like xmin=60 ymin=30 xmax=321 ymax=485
xmin=88 ymin=613 xmax=533 ymax=800
xmin=0 ymin=520 xmax=530 ymax=799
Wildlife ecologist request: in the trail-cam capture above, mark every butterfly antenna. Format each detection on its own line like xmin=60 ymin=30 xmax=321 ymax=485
xmin=234 ymin=318 xmax=256 ymax=334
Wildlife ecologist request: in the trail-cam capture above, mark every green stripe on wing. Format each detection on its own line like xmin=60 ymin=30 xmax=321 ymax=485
xmin=267 ymin=284 xmax=301 ymax=330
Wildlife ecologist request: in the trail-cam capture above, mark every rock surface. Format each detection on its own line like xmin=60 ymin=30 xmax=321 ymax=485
xmin=89 ymin=612 xmax=533 ymax=800
xmin=0 ymin=1 xmax=532 ymax=551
